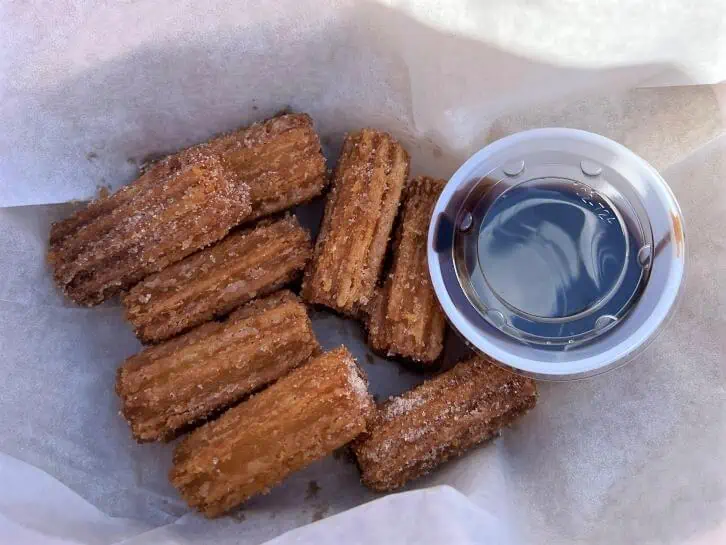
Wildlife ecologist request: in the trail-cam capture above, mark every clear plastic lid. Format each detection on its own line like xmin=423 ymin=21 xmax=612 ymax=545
xmin=428 ymin=129 xmax=685 ymax=379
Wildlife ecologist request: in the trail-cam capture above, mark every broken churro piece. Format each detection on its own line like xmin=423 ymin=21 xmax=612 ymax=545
xmin=353 ymin=356 xmax=537 ymax=492
xmin=116 ymin=291 xmax=319 ymax=442
xmin=302 ymin=129 xmax=409 ymax=317
xmin=48 ymin=156 xmax=251 ymax=306
xmin=123 ymin=215 xmax=312 ymax=344
xmin=170 ymin=346 xmax=374 ymax=518
xmin=367 ymin=176 xmax=447 ymax=364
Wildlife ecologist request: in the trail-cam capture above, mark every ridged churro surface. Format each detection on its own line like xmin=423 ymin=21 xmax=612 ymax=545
xmin=208 ymin=113 xmax=328 ymax=220
xmin=116 ymin=291 xmax=319 ymax=442
xmin=170 ymin=347 xmax=373 ymax=517
xmin=49 ymin=157 xmax=251 ymax=306
xmin=123 ymin=215 xmax=312 ymax=343
xmin=353 ymin=356 xmax=537 ymax=492
xmin=367 ymin=176 xmax=447 ymax=364
xmin=303 ymin=129 xmax=409 ymax=316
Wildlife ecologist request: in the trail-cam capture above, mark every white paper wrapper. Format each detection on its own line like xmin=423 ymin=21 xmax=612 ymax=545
xmin=1 ymin=2 xmax=725 ymax=544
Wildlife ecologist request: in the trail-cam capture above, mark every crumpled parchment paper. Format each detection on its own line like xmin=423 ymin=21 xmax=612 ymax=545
xmin=1 ymin=2 xmax=725 ymax=544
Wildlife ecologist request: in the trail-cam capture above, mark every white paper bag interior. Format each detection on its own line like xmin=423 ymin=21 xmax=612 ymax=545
xmin=1 ymin=2 xmax=725 ymax=544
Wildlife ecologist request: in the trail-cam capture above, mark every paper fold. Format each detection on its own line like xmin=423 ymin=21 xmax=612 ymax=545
xmin=1 ymin=2 xmax=725 ymax=544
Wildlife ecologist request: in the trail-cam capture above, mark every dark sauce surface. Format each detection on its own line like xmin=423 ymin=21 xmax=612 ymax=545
xmin=475 ymin=178 xmax=644 ymax=342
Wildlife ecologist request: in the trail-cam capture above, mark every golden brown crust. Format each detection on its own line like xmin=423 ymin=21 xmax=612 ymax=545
xmin=302 ymin=129 xmax=409 ymax=317
xmin=122 ymin=215 xmax=312 ymax=344
xmin=49 ymin=113 xmax=326 ymax=247
xmin=49 ymin=114 xmax=326 ymax=306
xmin=352 ymin=356 xmax=537 ymax=492
xmin=170 ymin=346 xmax=374 ymax=518
xmin=48 ymin=157 xmax=251 ymax=306
xmin=215 ymin=113 xmax=328 ymax=220
xmin=49 ymin=155 xmax=185 ymax=247
xmin=367 ymin=176 xmax=447 ymax=364
xmin=116 ymin=291 xmax=319 ymax=443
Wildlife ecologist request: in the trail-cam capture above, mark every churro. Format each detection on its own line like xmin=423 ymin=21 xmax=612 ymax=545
xmin=116 ymin=291 xmax=319 ymax=442
xmin=49 ymin=157 xmax=251 ymax=306
xmin=353 ymin=356 xmax=536 ymax=491
xmin=123 ymin=215 xmax=311 ymax=343
xmin=367 ymin=176 xmax=447 ymax=364
xmin=170 ymin=347 xmax=373 ymax=517
xmin=303 ymin=129 xmax=409 ymax=317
